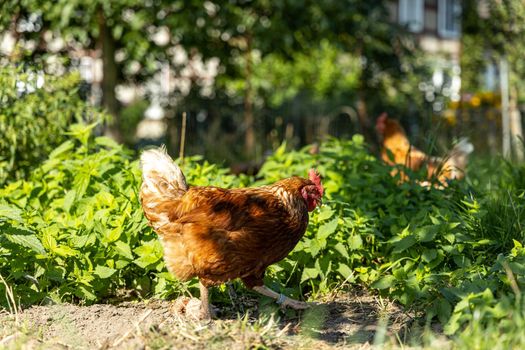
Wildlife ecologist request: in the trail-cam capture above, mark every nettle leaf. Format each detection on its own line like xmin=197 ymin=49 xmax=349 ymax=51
xmin=5 ymin=233 xmax=46 ymax=255
xmin=371 ymin=275 xmax=396 ymax=290
xmin=133 ymin=240 xmax=163 ymax=268
xmin=53 ymin=245 xmax=78 ymax=257
xmin=317 ymin=218 xmax=338 ymax=240
xmin=42 ymin=232 xmax=58 ymax=252
xmin=317 ymin=207 xmax=334 ymax=222
xmin=436 ymin=298 xmax=452 ymax=324
xmin=104 ymin=227 xmax=123 ymax=243
xmin=95 ymin=191 xmax=115 ymax=207
xmin=348 ymin=235 xmax=363 ymax=250
xmin=63 ymin=190 xmax=76 ymax=213
xmin=309 ymin=238 xmax=323 ymax=257
xmin=422 ymin=249 xmax=438 ymax=262
xmin=337 ymin=263 xmax=353 ymax=279
xmin=391 ymin=235 xmax=417 ymax=254
xmin=114 ymin=241 xmax=133 ymax=260
xmin=94 ymin=265 xmax=117 ymax=279
xmin=416 ymin=225 xmax=440 ymax=242
xmin=49 ymin=140 xmax=75 ymax=159
xmin=73 ymin=172 xmax=91 ymax=200
xmin=334 ymin=242 xmax=349 ymax=259
xmin=95 ymin=136 xmax=120 ymax=149
xmin=300 ymin=267 xmax=320 ymax=283
xmin=0 ymin=205 xmax=23 ymax=222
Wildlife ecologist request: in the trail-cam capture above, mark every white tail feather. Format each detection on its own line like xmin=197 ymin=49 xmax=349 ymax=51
xmin=140 ymin=146 xmax=188 ymax=195
xmin=452 ymin=138 xmax=474 ymax=155
xmin=445 ymin=138 xmax=474 ymax=179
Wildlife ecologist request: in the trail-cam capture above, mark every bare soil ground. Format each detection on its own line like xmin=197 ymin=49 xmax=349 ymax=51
xmin=0 ymin=290 xmax=417 ymax=349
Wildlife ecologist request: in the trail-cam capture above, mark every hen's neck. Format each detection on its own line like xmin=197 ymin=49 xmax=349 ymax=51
xmin=266 ymin=184 xmax=307 ymax=221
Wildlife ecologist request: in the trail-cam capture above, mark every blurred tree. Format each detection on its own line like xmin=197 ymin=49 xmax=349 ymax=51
xmin=0 ymin=0 xmax=174 ymax=142
xmin=1 ymin=0 xmax=425 ymax=163
xmin=173 ymin=0 xmax=422 ymax=156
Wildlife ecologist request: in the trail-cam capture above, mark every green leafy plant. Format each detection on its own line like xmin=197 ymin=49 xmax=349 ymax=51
xmin=0 ymin=67 xmax=106 ymax=185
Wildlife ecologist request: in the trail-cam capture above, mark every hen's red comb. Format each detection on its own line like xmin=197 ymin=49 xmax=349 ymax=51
xmin=308 ymin=169 xmax=324 ymax=196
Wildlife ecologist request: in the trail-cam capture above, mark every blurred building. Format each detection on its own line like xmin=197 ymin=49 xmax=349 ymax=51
xmin=388 ymin=0 xmax=462 ymax=111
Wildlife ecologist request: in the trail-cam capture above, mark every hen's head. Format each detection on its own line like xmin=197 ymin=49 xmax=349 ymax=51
xmin=301 ymin=169 xmax=324 ymax=212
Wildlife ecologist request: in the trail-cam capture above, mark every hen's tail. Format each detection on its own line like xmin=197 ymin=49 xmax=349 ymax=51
xmin=443 ymin=138 xmax=474 ymax=179
xmin=140 ymin=146 xmax=188 ymax=198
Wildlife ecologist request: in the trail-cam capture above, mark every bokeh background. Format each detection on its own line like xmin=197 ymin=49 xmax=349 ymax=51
xmin=1 ymin=0 xmax=524 ymax=168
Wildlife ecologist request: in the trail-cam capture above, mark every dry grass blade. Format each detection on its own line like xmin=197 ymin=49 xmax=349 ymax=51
xmin=0 ymin=273 xmax=19 ymax=324
xmin=502 ymin=260 xmax=522 ymax=298
xmin=0 ymin=332 xmax=22 ymax=346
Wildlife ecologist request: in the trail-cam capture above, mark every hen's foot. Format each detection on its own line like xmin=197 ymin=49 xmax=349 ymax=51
xmin=280 ymin=297 xmax=310 ymax=310
xmin=253 ymin=285 xmax=310 ymax=310
xmin=172 ymin=297 xmax=216 ymax=320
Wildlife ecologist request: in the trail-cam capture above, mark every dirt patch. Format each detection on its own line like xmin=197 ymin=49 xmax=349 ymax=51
xmin=0 ymin=290 xmax=415 ymax=349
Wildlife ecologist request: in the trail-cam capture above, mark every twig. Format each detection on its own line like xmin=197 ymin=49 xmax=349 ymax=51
xmin=111 ymin=309 xmax=153 ymax=347
xmin=179 ymin=112 xmax=187 ymax=165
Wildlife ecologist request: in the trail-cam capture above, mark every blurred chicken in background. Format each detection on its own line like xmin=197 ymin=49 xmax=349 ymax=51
xmin=376 ymin=113 xmax=473 ymax=187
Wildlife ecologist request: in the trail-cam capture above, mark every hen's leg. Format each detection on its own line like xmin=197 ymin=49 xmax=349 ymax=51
xmin=199 ymin=281 xmax=213 ymax=319
xmin=252 ymin=285 xmax=309 ymax=310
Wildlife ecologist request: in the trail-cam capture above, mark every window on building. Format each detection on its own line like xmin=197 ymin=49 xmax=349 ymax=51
xmin=399 ymin=0 xmax=424 ymax=32
xmin=438 ymin=0 xmax=461 ymax=38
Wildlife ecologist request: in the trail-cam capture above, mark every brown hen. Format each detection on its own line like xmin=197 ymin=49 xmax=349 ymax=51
xmin=376 ymin=113 xmax=473 ymax=187
xmin=139 ymin=147 xmax=323 ymax=319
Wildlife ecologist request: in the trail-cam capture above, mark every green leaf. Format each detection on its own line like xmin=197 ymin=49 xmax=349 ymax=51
xmin=317 ymin=218 xmax=338 ymax=240
xmin=49 ymin=140 xmax=75 ymax=159
xmin=337 ymin=263 xmax=353 ymax=279
xmin=300 ymin=267 xmax=320 ymax=283
xmin=436 ymin=299 xmax=452 ymax=324
xmin=95 ymin=136 xmax=120 ymax=149
xmin=391 ymin=236 xmax=417 ymax=254
xmin=310 ymin=238 xmax=323 ymax=257
xmin=371 ymin=275 xmax=396 ymax=290
xmin=105 ymin=227 xmax=123 ymax=243
xmin=134 ymin=254 xmax=162 ymax=269
xmin=114 ymin=241 xmax=133 ymax=260
xmin=348 ymin=235 xmax=363 ymax=250
xmin=5 ymin=233 xmax=46 ymax=255
xmin=53 ymin=245 xmax=78 ymax=257
xmin=63 ymin=190 xmax=76 ymax=213
xmin=416 ymin=225 xmax=439 ymax=242
xmin=94 ymin=265 xmax=117 ymax=279
xmin=0 ymin=205 xmax=23 ymax=222
xmin=317 ymin=207 xmax=334 ymax=221
xmin=422 ymin=249 xmax=438 ymax=262
xmin=333 ymin=242 xmax=349 ymax=259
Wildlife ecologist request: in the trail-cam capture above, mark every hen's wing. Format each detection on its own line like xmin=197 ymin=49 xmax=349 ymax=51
xmin=158 ymin=186 xmax=307 ymax=286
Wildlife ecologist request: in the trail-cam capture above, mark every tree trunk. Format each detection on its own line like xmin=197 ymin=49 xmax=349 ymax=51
xmin=243 ymin=34 xmax=255 ymax=159
xmin=500 ymin=57 xmax=511 ymax=158
xmin=98 ymin=9 xmax=122 ymax=142
xmin=510 ymin=85 xmax=524 ymax=161
xmin=356 ymin=86 xmax=375 ymax=146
